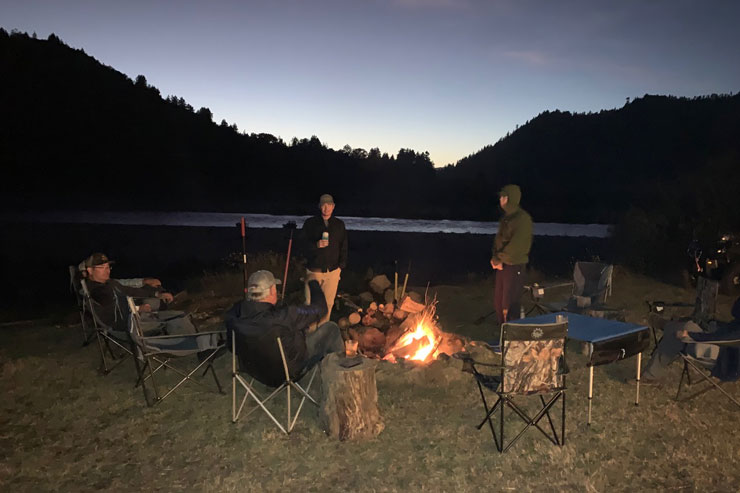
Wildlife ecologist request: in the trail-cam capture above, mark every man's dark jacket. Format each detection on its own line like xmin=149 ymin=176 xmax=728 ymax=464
xmin=86 ymin=279 xmax=158 ymax=328
xmin=224 ymin=280 xmax=327 ymax=386
xmin=301 ymin=215 xmax=348 ymax=272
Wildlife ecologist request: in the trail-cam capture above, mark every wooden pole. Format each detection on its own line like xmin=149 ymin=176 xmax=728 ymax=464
xmin=400 ymin=261 xmax=410 ymax=300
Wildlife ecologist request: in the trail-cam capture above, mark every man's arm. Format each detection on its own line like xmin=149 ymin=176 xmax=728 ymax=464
xmin=291 ymin=280 xmax=328 ymax=329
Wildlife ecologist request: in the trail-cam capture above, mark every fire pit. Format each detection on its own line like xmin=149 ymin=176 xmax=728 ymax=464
xmin=341 ymin=296 xmax=467 ymax=364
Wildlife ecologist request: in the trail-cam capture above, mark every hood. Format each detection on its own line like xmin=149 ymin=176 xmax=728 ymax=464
xmin=499 ymin=184 xmax=522 ymax=214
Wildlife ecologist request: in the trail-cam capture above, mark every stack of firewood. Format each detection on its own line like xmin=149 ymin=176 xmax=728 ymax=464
xmin=335 ymin=275 xmax=466 ymax=361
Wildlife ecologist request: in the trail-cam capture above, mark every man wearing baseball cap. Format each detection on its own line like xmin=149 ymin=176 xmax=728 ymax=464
xmin=83 ymin=252 xmax=195 ymax=334
xmin=224 ymin=270 xmax=344 ymax=385
xmin=301 ymin=193 xmax=348 ymax=327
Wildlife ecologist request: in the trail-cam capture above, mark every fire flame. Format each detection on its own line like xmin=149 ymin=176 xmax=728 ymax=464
xmin=383 ymin=302 xmax=441 ymax=363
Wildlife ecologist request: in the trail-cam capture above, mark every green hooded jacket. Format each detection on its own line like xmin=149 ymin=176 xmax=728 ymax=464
xmin=491 ymin=184 xmax=533 ymax=266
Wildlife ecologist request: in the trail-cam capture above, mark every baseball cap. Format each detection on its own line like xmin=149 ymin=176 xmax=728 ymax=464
xmin=247 ymin=270 xmax=282 ymax=298
xmin=319 ymin=194 xmax=335 ymax=206
xmin=84 ymin=252 xmax=115 ymax=268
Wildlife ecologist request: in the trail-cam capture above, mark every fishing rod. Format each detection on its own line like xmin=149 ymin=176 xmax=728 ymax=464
xmin=240 ymin=217 xmax=248 ymax=299
xmin=281 ymin=221 xmax=297 ymax=300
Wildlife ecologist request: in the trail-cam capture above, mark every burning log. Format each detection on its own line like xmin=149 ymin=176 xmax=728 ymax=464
xmin=319 ymin=353 xmax=384 ymax=440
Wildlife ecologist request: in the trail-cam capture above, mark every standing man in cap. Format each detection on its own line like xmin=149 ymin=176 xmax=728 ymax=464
xmin=301 ymin=194 xmax=348 ymax=327
xmin=224 ymin=270 xmax=344 ymax=385
xmin=490 ymin=184 xmax=533 ymax=323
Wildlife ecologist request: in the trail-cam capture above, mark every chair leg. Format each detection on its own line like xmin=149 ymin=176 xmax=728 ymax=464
xmin=675 ymin=361 xmax=689 ymax=401
xmin=677 ymin=357 xmax=740 ymax=409
xmin=541 ymin=395 xmax=559 ymax=445
xmin=562 ymin=382 xmax=566 ymax=446
xmin=500 ymin=393 xmax=563 ymax=452
xmin=474 ymin=381 xmax=502 ymax=451
xmin=499 ymin=394 xmax=504 ymax=453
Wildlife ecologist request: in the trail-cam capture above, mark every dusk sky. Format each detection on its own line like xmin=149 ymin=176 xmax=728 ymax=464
xmin=3 ymin=0 xmax=740 ymax=166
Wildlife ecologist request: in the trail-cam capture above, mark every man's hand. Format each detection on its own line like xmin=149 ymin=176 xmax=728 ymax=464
xmin=317 ymin=239 xmax=329 ymax=249
xmin=142 ymin=278 xmax=162 ymax=288
xmin=157 ymin=292 xmax=174 ymax=303
xmin=139 ymin=303 xmax=153 ymax=313
xmin=676 ymin=329 xmax=692 ymax=341
xmin=490 ymin=259 xmax=503 ymax=270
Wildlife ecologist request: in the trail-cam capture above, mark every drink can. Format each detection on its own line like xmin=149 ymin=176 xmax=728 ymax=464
xmin=322 ymin=231 xmax=329 ymax=241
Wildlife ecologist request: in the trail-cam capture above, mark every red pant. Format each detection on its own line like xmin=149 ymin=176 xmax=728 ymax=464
xmin=494 ymin=264 xmax=526 ymax=324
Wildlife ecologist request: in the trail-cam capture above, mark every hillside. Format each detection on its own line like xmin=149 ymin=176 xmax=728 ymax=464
xmin=2 ymin=30 xmax=738 ymax=239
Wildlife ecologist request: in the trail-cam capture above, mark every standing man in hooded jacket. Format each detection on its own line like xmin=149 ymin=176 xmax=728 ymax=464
xmin=490 ymin=184 xmax=533 ymax=323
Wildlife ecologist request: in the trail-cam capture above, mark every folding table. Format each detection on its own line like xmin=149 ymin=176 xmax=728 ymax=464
xmin=509 ymin=312 xmax=651 ymax=425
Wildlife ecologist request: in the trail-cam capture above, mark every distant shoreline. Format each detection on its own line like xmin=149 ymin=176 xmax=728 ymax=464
xmin=0 ymin=222 xmax=613 ymax=322
xmin=1 ymin=211 xmax=612 ymax=238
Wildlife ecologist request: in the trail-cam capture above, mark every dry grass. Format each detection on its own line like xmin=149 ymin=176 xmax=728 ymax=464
xmin=1 ymin=270 xmax=739 ymax=492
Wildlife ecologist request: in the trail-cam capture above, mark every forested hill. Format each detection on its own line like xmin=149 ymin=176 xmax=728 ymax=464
xmin=442 ymin=94 xmax=740 ymax=223
xmin=2 ymin=30 xmax=739 ymax=237
xmin=0 ymin=30 xmax=437 ymax=217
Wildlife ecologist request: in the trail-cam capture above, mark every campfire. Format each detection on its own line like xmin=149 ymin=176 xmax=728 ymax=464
xmin=337 ymin=274 xmax=466 ymax=364
xmin=382 ymin=304 xmax=443 ymax=363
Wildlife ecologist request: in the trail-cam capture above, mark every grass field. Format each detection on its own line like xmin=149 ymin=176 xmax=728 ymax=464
xmin=1 ymin=269 xmax=739 ymax=492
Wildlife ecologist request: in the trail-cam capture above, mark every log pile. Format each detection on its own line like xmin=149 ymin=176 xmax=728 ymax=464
xmin=335 ymin=274 xmax=467 ymax=363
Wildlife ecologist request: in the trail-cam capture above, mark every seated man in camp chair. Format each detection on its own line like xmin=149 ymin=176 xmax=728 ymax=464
xmin=641 ymin=296 xmax=740 ymax=384
xmin=224 ymin=270 xmax=344 ymax=386
xmin=84 ymin=252 xmax=196 ymax=335
xmin=77 ymin=255 xmax=167 ymax=309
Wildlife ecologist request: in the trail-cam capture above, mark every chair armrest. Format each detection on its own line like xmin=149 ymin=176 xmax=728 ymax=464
xmin=525 ymin=282 xmax=574 ymax=299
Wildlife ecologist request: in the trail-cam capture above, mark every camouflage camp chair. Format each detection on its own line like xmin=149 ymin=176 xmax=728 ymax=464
xmin=230 ymin=328 xmax=320 ymax=434
xmin=527 ymin=261 xmax=614 ymax=315
xmin=125 ymin=296 xmax=225 ymax=406
xmin=459 ymin=320 xmax=568 ymax=452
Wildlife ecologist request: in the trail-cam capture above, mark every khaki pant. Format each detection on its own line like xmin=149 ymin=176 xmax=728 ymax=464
xmin=305 ymin=267 xmax=341 ymax=327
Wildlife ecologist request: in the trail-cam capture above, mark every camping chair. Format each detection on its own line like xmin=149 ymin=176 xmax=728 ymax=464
xmin=231 ymin=329 xmax=320 ymax=434
xmin=647 ymin=277 xmax=719 ymax=347
xmin=69 ymin=265 xmax=94 ymax=345
xmin=125 ymin=296 xmax=225 ymax=406
xmin=80 ymin=279 xmax=136 ymax=375
xmin=675 ymin=336 xmax=740 ymax=409
xmin=459 ymin=320 xmax=568 ymax=452
xmin=526 ymin=261 xmax=613 ymax=315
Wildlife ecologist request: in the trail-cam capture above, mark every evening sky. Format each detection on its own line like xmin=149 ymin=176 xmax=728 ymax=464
xmin=3 ymin=0 xmax=739 ymax=165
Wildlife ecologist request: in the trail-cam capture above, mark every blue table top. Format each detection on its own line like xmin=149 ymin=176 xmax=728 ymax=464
xmin=508 ymin=312 xmax=648 ymax=344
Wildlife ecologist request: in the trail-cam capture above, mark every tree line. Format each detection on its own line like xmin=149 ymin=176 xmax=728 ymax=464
xmin=2 ymin=30 xmax=739 ymax=275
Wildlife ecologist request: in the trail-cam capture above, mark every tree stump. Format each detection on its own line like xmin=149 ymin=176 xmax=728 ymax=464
xmin=319 ymin=353 xmax=384 ymax=440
